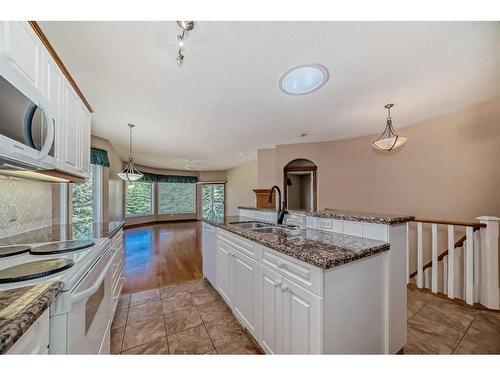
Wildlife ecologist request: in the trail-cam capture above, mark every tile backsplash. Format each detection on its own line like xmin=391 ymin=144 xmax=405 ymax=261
xmin=0 ymin=176 xmax=53 ymax=238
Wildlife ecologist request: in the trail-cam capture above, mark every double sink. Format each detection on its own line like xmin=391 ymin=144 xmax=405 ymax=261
xmin=229 ymin=221 xmax=300 ymax=236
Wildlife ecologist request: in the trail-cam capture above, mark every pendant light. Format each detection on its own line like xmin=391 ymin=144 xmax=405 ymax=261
xmin=117 ymin=124 xmax=143 ymax=182
xmin=372 ymin=104 xmax=407 ymax=151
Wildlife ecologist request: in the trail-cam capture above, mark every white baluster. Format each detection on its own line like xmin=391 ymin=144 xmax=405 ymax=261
xmin=417 ymin=222 xmax=423 ymax=288
xmin=477 ymin=216 xmax=500 ymax=310
xmin=447 ymin=225 xmax=455 ymax=299
xmin=431 ymin=224 xmax=438 ymax=293
xmin=443 ymin=255 xmax=448 ymax=295
xmin=455 ymin=247 xmax=462 ymax=299
xmin=424 ymin=268 xmax=431 ymax=289
xmin=473 ymin=229 xmax=481 ymax=304
xmin=465 ymin=227 xmax=474 ymax=305
xmin=406 ymin=222 xmax=410 ymax=284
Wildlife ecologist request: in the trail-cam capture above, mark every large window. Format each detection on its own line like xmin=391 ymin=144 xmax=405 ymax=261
xmin=126 ymin=181 xmax=153 ymax=216
xmin=159 ymin=182 xmax=196 ymax=214
xmin=202 ymin=184 xmax=224 ymax=221
xmin=72 ymin=167 xmax=94 ymax=225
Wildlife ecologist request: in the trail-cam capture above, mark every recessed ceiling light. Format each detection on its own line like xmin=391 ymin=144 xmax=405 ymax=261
xmin=239 ymin=152 xmax=244 ymax=156
xmin=279 ymin=64 xmax=329 ymax=95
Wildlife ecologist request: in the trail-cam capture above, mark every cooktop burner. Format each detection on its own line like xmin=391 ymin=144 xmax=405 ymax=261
xmin=30 ymin=240 xmax=95 ymax=255
xmin=0 ymin=245 xmax=31 ymax=258
xmin=0 ymin=258 xmax=74 ymax=284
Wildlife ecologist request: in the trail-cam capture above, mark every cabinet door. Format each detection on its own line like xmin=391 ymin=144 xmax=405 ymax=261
xmin=79 ymin=105 xmax=91 ymax=177
xmin=231 ymin=249 xmax=260 ymax=339
xmin=282 ymin=278 xmax=322 ymax=354
xmin=217 ymin=240 xmax=233 ymax=305
xmin=259 ymin=264 xmax=283 ymax=354
xmin=61 ymin=82 xmax=80 ymax=175
xmin=44 ymin=55 xmax=63 ymax=167
xmin=1 ymin=22 xmax=41 ymax=88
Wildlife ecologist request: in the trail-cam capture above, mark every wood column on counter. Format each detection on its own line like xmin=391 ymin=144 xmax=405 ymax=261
xmin=253 ymin=189 xmax=276 ymax=209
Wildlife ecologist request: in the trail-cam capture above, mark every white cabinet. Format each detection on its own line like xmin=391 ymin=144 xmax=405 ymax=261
xmin=217 ymin=237 xmax=260 ymax=339
xmin=231 ymin=249 xmax=260 ymax=338
xmin=217 ymin=240 xmax=233 ymax=305
xmin=6 ymin=309 xmax=50 ymax=354
xmin=0 ymin=21 xmax=92 ymax=179
xmin=258 ymin=264 xmax=282 ymax=354
xmin=282 ymin=278 xmax=322 ymax=354
xmin=79 ymin=105 xmax=91 ymax=177
xmin=61 ymin=80 xmax=81 ymax=175
xmin=202 ymin=223 xmax=217 ymax=287
xmin=216 ymin=229 xmax=322 ymax=354
xmin=0 ymin=21 xmax=41 ymax=89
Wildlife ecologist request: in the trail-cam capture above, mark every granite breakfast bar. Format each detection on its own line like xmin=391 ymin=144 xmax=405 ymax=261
xmin=201 ymin=207 xmax=414 ymax=354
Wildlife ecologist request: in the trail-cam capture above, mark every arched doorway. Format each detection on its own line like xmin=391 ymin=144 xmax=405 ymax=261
xmin=283 ymin=159 xmax=317 ymax=211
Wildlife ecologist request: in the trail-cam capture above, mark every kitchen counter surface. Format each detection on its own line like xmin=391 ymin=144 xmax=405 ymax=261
xmin=0 ymin=221 xmax=125 ymax=247
xmin=238 ymin=206 xmax=414 ymax=225
xmin=0 ymin=281 xmax=62 ymax=354
xmin=203 ymin=216 xmax=390 ymax=269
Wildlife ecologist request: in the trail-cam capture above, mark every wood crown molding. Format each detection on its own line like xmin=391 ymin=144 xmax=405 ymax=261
xmin=28 ymin=21 xmax=94 ymax=113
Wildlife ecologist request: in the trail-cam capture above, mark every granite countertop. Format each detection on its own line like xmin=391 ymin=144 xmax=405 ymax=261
xmin=203 ymin=216 xmax=390 ymax=269
xmin=238 ymin=206 xmax=414 ymax=225
xmin=0 ymin=221 xmax=125 ymax=247
xmin=0 ymin=281 xmax=63 ymax=354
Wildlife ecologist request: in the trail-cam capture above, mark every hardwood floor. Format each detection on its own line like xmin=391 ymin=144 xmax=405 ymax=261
xmin=122 ymin=221 xmax=203 ymax=294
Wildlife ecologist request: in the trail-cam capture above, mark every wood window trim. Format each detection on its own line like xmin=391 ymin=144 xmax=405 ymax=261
xmin=28 ymin=21 xmax=93 ymax=113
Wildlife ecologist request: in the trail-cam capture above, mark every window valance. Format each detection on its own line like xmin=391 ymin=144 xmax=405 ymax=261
xmin=139 ymin=172 xmax=198 ymax=183
xmin=90 ymin=147 xmax=110 ymax=167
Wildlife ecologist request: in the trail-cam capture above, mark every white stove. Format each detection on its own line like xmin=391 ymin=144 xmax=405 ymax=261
xmin=0 ymin=235 xmax=123 ymax=354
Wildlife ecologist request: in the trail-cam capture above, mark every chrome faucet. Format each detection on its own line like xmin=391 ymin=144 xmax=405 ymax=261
xmin=268 ymin=185 xmax=287 ymax=225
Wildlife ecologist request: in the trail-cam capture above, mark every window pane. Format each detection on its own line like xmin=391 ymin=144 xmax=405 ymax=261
xmin=126 ymin=181 xmax=153 ymax=216
xmin=72 ymin=167 xmax=93 ymax=225
xmin=202 ymin=184 xmax=224 ymax=221
xmin=159 ymin=182 xmax=196 ymax=214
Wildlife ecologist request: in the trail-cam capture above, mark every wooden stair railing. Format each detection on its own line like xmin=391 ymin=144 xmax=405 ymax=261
xmin=408 ymin=227 xmax=481 ymax=280
xmin=408 ymin=218 xmax=487 ymax=306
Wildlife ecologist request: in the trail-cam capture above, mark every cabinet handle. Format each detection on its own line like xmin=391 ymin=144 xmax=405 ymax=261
xmin=281 ymin=284 xmax=288 ymax=293
xmin=274 ymin=280 xmax=282 ymax=288
xmin=277 ymin=262 xmax=285 ymax=269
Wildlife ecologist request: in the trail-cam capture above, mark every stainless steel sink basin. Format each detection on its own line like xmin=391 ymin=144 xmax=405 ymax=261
xmin=229 ymin=221 xmax=272 ymax=230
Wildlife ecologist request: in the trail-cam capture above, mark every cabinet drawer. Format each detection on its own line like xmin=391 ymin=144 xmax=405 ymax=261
xmin=261 ymin=247 xmax=323 ymax=296
xmin=7 ymin=309 xmax=49 ymax=354
xmin=219 ymin=229 xmax=259 ymax=259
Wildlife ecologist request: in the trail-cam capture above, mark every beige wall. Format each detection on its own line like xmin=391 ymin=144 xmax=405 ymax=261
xmin=257 ymin=97 xmax=500 ymax=221
xmin=257 ymin=148 xmax=278 ymax=187
xmin=91 ymin=135 xmax=124 ymax=222
xmin=226 ymin=160 xmax=258 ymax=216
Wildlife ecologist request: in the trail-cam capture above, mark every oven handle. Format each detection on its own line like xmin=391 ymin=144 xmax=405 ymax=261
xmin=70 ymin=253 xmax=114 ymax=304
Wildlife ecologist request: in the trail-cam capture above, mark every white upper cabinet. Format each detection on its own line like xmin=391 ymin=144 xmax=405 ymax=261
xmin=61 ymin=81 xmax=81 ymax=175
xmin=0 ymin=22 xmax=41 ymax=88
xmin=0 ymin=21 xmax=92 ymax=178
xmin=79 ymin=105 xmax=91 ymax=177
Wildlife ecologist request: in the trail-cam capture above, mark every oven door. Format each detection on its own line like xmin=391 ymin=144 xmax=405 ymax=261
xmin=67 ymin=247 xmax=115 ymax=354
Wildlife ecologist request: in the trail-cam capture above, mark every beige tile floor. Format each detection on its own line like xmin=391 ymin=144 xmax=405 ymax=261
xmin=111 ymin=280 xmax=500 ymax=355
xmin=405 ymin=284 xmax=500 ymax=354
xmin=111 ymin=278 xmax=262 ymax=354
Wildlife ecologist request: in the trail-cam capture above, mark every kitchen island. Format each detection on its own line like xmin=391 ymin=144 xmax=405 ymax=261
xmin=202 ymin=208 xmax=413 ymax=354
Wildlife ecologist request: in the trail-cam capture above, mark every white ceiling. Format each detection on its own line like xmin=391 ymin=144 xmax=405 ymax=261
xmin=39 ymin=21 xmax=500 ymax=171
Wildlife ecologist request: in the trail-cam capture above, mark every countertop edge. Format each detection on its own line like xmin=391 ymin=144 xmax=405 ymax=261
xmin=202 ymin=218 xmax=390 ymax=269
xmin=0 ymin=281 xmax=63 ymax=354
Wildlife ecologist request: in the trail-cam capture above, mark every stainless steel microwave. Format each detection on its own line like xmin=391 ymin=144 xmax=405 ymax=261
xmin=0 ymin=74 xmax=57 ymax=170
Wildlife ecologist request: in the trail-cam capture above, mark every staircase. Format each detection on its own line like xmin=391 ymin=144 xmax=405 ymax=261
xmin=406 ymin=216 xmax=499 ymax=310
